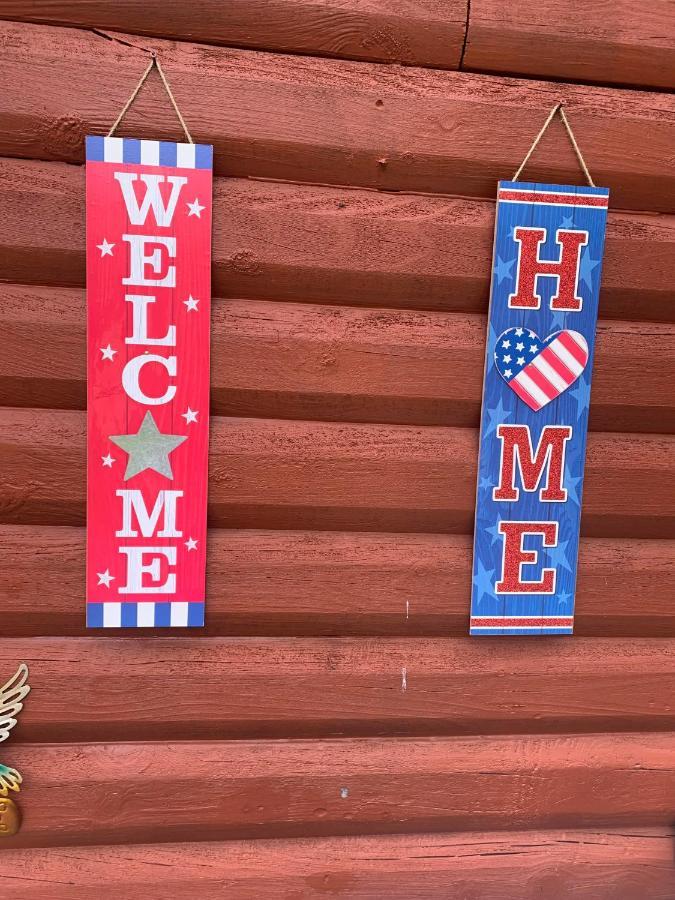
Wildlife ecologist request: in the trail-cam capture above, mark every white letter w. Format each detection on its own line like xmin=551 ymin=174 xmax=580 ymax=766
xmin=114 ymin=173 xmax=187 ymax=227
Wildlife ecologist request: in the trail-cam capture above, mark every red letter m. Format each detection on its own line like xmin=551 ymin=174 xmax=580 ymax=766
xmin=509 ymin=227 xmax=588 ymax=311
xmin=493 ymin=424 xmax=572 ymax=503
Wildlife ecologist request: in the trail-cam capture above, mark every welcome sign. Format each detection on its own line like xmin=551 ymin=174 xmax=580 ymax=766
xmin=470 ymin=181 xmax=609 ymax=635
xmin=86 ymin=136 xmax=212 ymax=628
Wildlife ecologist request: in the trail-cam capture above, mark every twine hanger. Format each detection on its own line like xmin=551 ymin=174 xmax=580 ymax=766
xmin=107 ymin=52 xmax=193 ymax=144
xmin=512 ymin=102 xmax=595 ymax=187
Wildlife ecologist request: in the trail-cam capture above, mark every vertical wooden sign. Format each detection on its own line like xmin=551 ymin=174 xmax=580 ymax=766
xmin=86 ymin=136 xmax=213 ymax=628
xmin=470 ymin=181 xmax=609 ymax=635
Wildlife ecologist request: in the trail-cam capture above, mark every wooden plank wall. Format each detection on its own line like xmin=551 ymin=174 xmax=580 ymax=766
xmin=0 ymin=4 xmax=673 ymax=897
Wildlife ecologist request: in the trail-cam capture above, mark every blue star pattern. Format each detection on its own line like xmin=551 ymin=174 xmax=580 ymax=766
xmin=472 ymin=559 xmax=496 ymax=606
xmin=569 ymin=375 xmax=591 ymax=418
xmin=563 ymin=464 xmax=582 ymax=507
xmin=470 ymin=180 xmax=609 ymax=636
xmin=484 ymin=521 xmax=503 ymax=546
xmin=579 ymin=251 xmax=600 ymax=291
xmin=556 ymin=590 xmax=573 ymax=609
xmin=545 ymin=539 xmax=573 ymax=574
xmin=485 ymin=396 xmax=512 ymax=437
xmin=494 ymin=254 xmax=516 ymax=285
xmin=486 ymin=322 xmax=499 ymax=360
xmin=550 ymin=308 xmax=568 ymax=332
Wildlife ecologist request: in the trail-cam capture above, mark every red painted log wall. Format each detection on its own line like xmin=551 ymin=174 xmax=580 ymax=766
xmin=0 ymin=5 xmax=674 ymax=897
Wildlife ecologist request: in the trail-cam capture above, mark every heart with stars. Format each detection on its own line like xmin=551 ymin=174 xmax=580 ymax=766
xmin=494 ymin=326 xmax=588 ymax=411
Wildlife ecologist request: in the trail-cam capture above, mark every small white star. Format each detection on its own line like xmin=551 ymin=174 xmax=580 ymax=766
xmin=181 ymin=407 xmax=199 ymax=425
xmin=514 ymin=327 xmax=524 ymax=337
xmin=183 ymin=295 xmax=199 ymax=312
xmin=101 ymin=453 xmax=115 ymax=468
xmin=187 ymin=198 xmax=205 ymax=218
xmin=185 ymin=537 xmax=198 ymax=551
xmin=528 ymin=330 xmax=537 ymax=338
xmin=501 ymin=339 xmax=511 ymax=348
xmin=504 ymin=369 xmax=513 ymax=378
xmin=517 ymin=356 xmax=525 ymax=365
xmin=97 ymin=239 xmax=115 ymax=257
xmin=530 ymin=344 xmax=539 ymax=353
xmin=97 ymin=569 xmax=115 ymax=588
xmin=515 ymin=342 xmax=524 ymax=351
xmin=503 ymin=354 xmax=512 ymax=363
xmin=100 ymin=344 xmax=117 ymax=361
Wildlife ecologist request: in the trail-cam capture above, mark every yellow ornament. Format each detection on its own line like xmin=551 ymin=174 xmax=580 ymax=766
xmin=0 ymin=664 xmax=30 ymax=836
xmin=0 ymin=796 xmax=21 ymax=836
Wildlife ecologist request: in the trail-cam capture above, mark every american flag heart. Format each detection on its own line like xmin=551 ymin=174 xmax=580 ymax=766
xmin=494 ymin=327 xmax=588 ymax=411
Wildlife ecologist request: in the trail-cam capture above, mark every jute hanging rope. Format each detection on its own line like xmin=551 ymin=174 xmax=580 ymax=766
xmin=107 ymin=52 xmax=193 ymax=143
xmin=512 ymin=102 xmax=595 ymax=187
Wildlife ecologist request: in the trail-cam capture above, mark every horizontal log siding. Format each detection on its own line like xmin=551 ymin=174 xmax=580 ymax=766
xmin=0 ymin=23 xmax=673 ymax=210
xmin=1 ymin=734 xmax=675 ymax=847
xmin=2 ymin=829 xmax=674 ymax=899
xmin=2 ymin=527 xmax=673 ymax=637
xmin=2 ymin=637 xmax=674 ymax=742
xmin=2 ymin=159 xmax=674 ymax=322
xmin=0 ymin=13 xmax=673 ymax=895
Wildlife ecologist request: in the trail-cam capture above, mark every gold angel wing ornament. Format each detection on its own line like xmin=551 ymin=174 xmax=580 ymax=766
xmin=0 ymin=664 xmax=30 ymax=796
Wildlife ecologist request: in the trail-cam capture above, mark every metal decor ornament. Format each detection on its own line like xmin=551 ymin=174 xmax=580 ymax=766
xmin=0 ymin=664 xmax=30 ymax=837
xmin=470 ymin=105 xmax=609 ymax=636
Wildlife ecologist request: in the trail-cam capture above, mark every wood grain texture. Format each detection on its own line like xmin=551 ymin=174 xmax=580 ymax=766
xmin=2 ymin=829 xmax=674 ymax=898
xmin=1 ymin=407 xmax=674 ymax=537
xmin=3 ymin=637 xmax=675 ymax=741
xmin=3 ymin=733 xmax=675 ymax=847
xmin=0 ymin=0 xmax=468 ymax=68
xmin=0 ymin=22 xmax=674 ymax=211
xmin=2 ymin=158 xmax=674 ymax=322
xmin=464 ymin=0 xmax=675 ymax=91
xmin=2 ymin=526 xmax=675 ymax=638
xmin=3 ymin=284 xmax=675 ymax=433
xmin=0 ymin=4 xmax=674 ymax=885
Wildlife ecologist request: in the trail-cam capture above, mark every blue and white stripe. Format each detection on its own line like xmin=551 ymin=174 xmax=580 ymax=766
xmin=86 ymin=135 xmax=213 ymax=169
xmin=87 ymin=601 xmax=205 ymax=628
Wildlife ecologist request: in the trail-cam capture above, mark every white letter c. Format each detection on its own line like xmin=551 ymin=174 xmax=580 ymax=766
xmin=122 ymin=354 xmax=177 ymax=405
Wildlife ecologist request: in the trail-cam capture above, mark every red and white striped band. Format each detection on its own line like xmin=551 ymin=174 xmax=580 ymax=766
xmin=471 ymin=616 xmax=574 ymax=628
xmin=498 ymin=189 xmax=608 ymax=209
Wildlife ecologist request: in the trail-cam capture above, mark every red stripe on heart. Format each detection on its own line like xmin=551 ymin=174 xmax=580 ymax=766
xmin=510 ymin=375 xmax=543 ymax=410
xmin=523 ymin=362 xmax=559 ymax=400
xmin=557 ymin=329 xmax=588 ymax=366
xmin=539 ymin=344 xmax=576 ymax=383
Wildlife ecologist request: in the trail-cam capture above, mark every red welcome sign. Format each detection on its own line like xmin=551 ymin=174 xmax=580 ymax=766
xmin=86 ymin=136 xmax=212 ymax=628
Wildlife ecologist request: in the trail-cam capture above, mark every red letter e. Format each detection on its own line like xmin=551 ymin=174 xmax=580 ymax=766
xmin=495 ymin=521 xmax=558 ymax=594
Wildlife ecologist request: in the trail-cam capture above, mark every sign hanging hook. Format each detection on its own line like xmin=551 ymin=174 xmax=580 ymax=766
xmin=107 ymin=52 xmax=194 ymax=144
xmin=512 ymin=102 xmax=595 ymax=186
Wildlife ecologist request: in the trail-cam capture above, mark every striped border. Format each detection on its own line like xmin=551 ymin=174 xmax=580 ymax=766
xmin=86 ymin=136 xmax=213 ymax=169
xmin=497 ymin=187 xmax=609 ymax=209
xmin=498 ymin=189 xmax=608 ymax=208
xmin=471 ymin=615 xmax=573 ymax=635
xmin=471 ymin=616 xmax=574 ymax=627
xmin=87 ymin=602 xmax=205 ymax=628
xmin=471 ymin=628 xmax=573 ymax=635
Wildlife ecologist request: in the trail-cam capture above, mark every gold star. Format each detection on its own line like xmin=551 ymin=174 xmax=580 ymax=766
xmin=110 ymin=411 xmax=187 ymax=481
